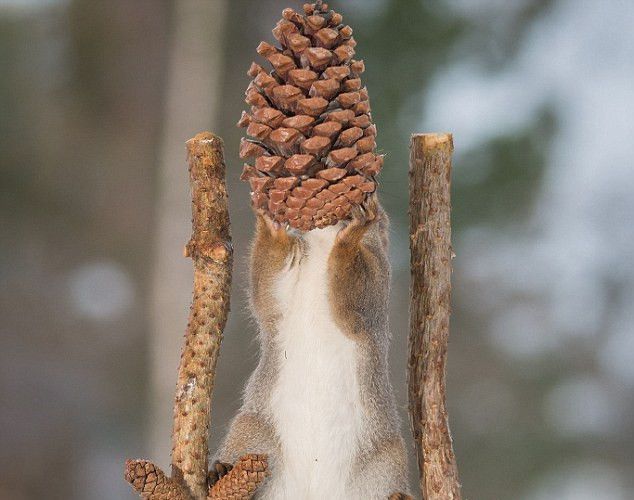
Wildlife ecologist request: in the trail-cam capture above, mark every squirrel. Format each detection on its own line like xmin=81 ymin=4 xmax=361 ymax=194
xmin=213 ymin=196 xmax=411 ymax=500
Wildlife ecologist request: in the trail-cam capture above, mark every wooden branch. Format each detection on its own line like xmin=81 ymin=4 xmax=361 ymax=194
xmin=408 ymin=134 xmax=461 ymax=500
xmin=126 ymin=132 xmax=236 ymax=500
xmin=172 ymin=132 xmax=233 ymax=497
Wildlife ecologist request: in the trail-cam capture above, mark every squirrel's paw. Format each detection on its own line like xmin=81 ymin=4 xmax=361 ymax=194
xmin=257 ymin=211 xmax=285 ymax=236
xmin=388 ymin=493 xmax=414 ymax=500
xmin=207 ymin=460 xmax=233 ymax=487
xmin=351 ymin=194 xmax=379 ymax=225
xmin=336 ymin=195 xmax=379 ymax=243
xmin=257 ymin=211 xmax=298 ymax=245
xmin=256 ymin=210 xmax=305 ymax=266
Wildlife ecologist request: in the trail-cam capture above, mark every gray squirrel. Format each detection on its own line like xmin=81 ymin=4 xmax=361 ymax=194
xmin=213 ymin=197 xmax=411 ymax=499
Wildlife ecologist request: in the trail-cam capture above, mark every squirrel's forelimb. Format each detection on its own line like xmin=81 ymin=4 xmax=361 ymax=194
xmin=329 ymin=196 xmax=391 ymax=341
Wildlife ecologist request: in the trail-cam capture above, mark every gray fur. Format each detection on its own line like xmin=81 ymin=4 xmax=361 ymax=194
xmin=215 ymin=207 xmax=410 ymax=499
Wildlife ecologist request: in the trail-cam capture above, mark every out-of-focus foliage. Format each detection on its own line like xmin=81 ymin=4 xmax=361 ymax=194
xmin=1 ymin=1 xmax=633 ymax=499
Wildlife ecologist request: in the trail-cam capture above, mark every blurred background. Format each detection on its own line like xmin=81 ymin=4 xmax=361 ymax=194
xmin=2 ymin=0 xmax=633 ymax=498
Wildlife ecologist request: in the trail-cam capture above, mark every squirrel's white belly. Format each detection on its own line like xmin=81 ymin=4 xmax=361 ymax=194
xmin=263 ymin=226 xmax=364 ymax=500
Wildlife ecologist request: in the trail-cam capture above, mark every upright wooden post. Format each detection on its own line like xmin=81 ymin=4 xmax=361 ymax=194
xmin=172 ymin=133 xmax=233 ymax=497
xmin=408 ymin=133 xmax=461 ymax=500
xmin=125 ymin=132 xmax=233 ymax=500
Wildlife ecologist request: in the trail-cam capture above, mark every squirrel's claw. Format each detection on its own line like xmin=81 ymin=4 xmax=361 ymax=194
xmin=351 ymin=194 xmax=379 ymax=224
xmin=257 ymin=210 xmax=287 ymax=237
xmin=336 ymin=195 xmax=379 ymax=243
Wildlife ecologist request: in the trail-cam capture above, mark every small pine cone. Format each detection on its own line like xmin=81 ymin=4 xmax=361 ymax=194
xmin=124 ymin=459 xmax=187 ymax=500
xmin=208 ymin=454 xmax=268 ymax=500
xmin=238 ymin=1 xmax=382 ymax=231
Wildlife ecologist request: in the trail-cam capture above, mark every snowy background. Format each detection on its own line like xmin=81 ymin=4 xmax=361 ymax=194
xmin=1 ymin=0 xmax=633 ymax=498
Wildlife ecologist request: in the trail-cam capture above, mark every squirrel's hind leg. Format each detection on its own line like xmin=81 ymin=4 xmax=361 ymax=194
xmin=214 ymin=412 xmax=279 ymax=467
xmin=350 ymin=437 xmax=411 ymax=500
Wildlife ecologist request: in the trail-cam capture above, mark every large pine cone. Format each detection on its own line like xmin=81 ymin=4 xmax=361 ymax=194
xmin=238 ymin=1 xmax=382 ymax=231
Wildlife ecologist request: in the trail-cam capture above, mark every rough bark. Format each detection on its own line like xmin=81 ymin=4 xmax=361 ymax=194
xmin=173 ymin=132 xmax=233 ymax=497
xmin=126 ymin=132 xmax=235 ymax=500
xmin=408 ymin=134 xmax=461 ymax=500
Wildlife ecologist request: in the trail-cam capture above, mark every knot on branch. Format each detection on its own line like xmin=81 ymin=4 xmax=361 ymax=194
xmin=125 ymin=460 xmax=187 ymax=499
xmin=185 ymin=240 xmax=233 ymax=263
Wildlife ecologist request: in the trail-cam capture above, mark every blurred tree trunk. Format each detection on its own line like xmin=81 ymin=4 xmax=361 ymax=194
xmin=150 ymin=0 xmax=228 ymax=467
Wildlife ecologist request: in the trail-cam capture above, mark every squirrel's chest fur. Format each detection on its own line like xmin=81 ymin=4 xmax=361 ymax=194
xmin=264 ymin=226 xmax=363 ymax=499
